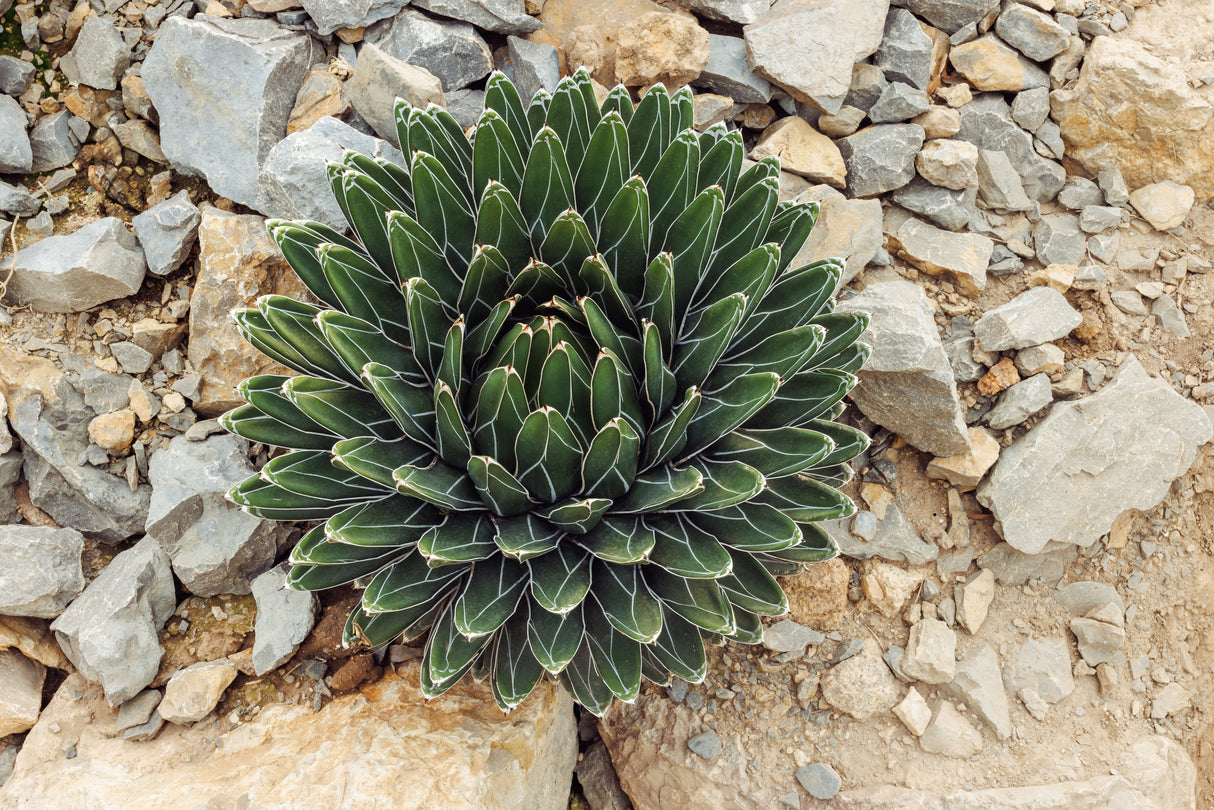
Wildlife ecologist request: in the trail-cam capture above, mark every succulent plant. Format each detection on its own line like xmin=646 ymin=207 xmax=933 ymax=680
xmin=222 ymin=69 xmax=869 ymax=714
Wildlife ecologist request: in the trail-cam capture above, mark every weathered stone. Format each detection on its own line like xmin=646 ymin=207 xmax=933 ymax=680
xmin=977 ymin=357 xmax=1019 ymax=398
xmin=836 ymin=280 xmax=969 ymax=456
xmin=818 ymin=105 xmax=867 ymax=138
xmin=868 ymin=81 xmax=930 ymax=124
xmin=974 ymin=287 xmax=1082 ymax=352
xmin=60 ymin=15 xmax=131 ymax=91
xmin=1055 ymin=580 xmax=1124 ymax=618
xmin=346 ymin=42 xmax=446 ymax=145
xmin=1070 ymin=610 xmax=1125 ymax=667
xmin=761 ymin=619 xmax=824 ymax=655
xmin=837 ymin=123 xmax=924 ymax=197
xmin=143 ymin=17 xmax=317 ymax=208
xmin=257 ymin=115 xmax=405 ymax=228
xmin=987 ymin=373 xmax=1052 ymax=430
xmin=889 ymin=177 xmax=975 ymax=232
xmin=251 ymin=563 xmax=318 ymax=675
xmin=861 ymin=561 xmax=926 ymax=619
xmin=445 ymin=88 xmax=486 ymax=128
xmin=957 ymin=93 xmax=1064 ymax=201
xmin=913 ymin=106 xmax=961 ymax=139
xmin=29 ymin=111 xmax=82 ymax=173
xmin=1152 ymin=295 xmax=1190 ymax=337
xmin=796 ymin=763 xmax=841 ymax=801
xmin=926 ymin=427 xmax=999 ymax=491
xmin=919 ymin=700 xmax=982 ymax=758
xmin=115 ymin=689 xmax=162 ymax=733
xmin=50 ymin=538 xmax=176 ymax=706
xmin=949 ymin=35 xmax=1049 ymax=93
xmin=751 ymin=117 xmax=845 ymax=188
xmin=875 ymin=8 xmax=934 ymax=90
xmin=693 ymin=93 xmax=734 ymax=130
xmin=299 ymin=0 xmax=410 ymax=35
xmin=506 ymin=36 xmax=559 ymax=104
xmin=944 ymin=645 xmax=1009 ymax=740
xmin=916 ymin=138 xmax=978 ymax=190
xmin=955 ymin=568 xmax=995 ymax=636
xmin=975 ymin=148 xmax=1034 ymax=212
xmin=574 ymin=741 xmax=631 ymax=810
xmin=158 ymin=659 xmax=239 ymax=725
xmin=693 ymin=33 xmax=771 ymax=104
xmin=844 ymin=63 xmax=888 ymax=112
xmin=894 ymin=686 xmax=932 ymax=735
xmin=1079 ymin=204 xmax=1124 ymax=234
xmin=613 ymin=11 xmax=708 ymax=88
xmin=88 ymin=408 xmax=136 ymax=452
xmin=1010 ymin=86 xmax=1050 ymax=133
xmin=365 ymin=7 xmax=493 ymax=92
xmin=132 ymin=190 xmax=201 ymax=277
xmin=187 ymin=207 xmax=310 ymax=415
xmin=743 ymin=0 xmax=890 ymax=115
xmin=978 ymin=541 xmax=1076 ymax=585
xmin=994 ymin=3 xmax=1069 ymax=62
xmin=789 ymin=185 xmax=883 ymax=284
xmin=0 ymin=648 xmax=43 ymax=737
xmin=286 ymin=68 xmax=348 ymax=134
xmin=1128 ymin=181 xmax=1195 ymax=232
xmin=1033 ymin=212 xmax=1084 ymax=266
xmin=2 ymin=668 xmax=576 ymax=809
xmin=979 ymin=357 xmax=1211 ymax=553
xmin=1052 ymin=36 xmax=1214 ymax=202
xmin=0 ymin=526 xmax=85 ymax=619
xmin=821 ymin=640 xmax=900 ymax=720
xmin=0 ymin=95 xmax=30 ymax=174
xmin=0 ymin=55 xmax=34 ymax=96
xmin=888 ymin=215 xmax=991 ymax=297
xmin=1003 ymin=637 xmax=1074 ymax=704
xmin=1151 ymin=683 xmax=1191 ymax=720
xmin=0 ymin=179 xmax=38 ymax=217
xmin=413 ymin=0 xmax=540 ymax=35
xmin=1099 ymin=165 xmax=1130 ymax=206
xmin=891 ymin=0 xmax=998 ymax=34
xmin=901 ymin=619 xmax=956 ymax=684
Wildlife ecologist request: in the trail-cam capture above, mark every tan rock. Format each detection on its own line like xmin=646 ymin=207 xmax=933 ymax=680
xmin=919 ymin=700 xmax=983 ymax=758
xmin=0 ymin=615 xmax=72 ymax=670
xmin=1052 ymin=36 xmax=1214 ymax=201
xmin=820 ymin=640 xmax=901 ymax=720
xmin=88 ymin=409 xmax=136 ymax=453
xmin=977 ymin=357 xmax=1019 ymax=397
xmin=1027 ymin=263 xmax=1075 ymax=293
xmin=565 ymin=24 xmax=606 ymax=77
xmin=739 ymin=103 xmax=775 ymax=130
xmin=955 ymin=568 xmax=995 ymax=634
xmin=693 ymin=92 xmax=734 ymax=130
xmin=935 ymin=82 xmax=972 ymax=108
xmin=1014 ymin=343 xmax=1065 ymax=377
xmin=784 ymin=556 xmax=849 ymax=626
xmin=0 ymin=670 xmax=578 ymax=810
xmin=949 ymin=35 xmax=1048 ymax=93
xmin=287 ymin=67 xmax=349 ymax=134
xmin=1129 ymin=181 xmax=1196 ymax=231
xmin=862 ymin=562 xmax=925 ymax=619
xmin=901 ymin=618 xmax=957 ymax=684
xmin=915 ymin=138 xmax=978 ymax=190
xmin=131 ymin=318 xmax=187 ymax=357
xmin=533 ymin=0 xmax=664 ymax=84
xmin=247 ymin=0 xmax=301 ymax=10
xmin=128 ymin=380 xmax=161 ymax=423
xmin=887 ymin=216 xmax=992 ymax=297
xmin=894 ymin=687 xmax=931 ymax=736
xmin=751 ymin=117 xmax=846 ymax=188
xmin=789 ymin=185 xmax=883 ymax=283
xmin=158 ymin=659 xmax=238 ymax=724
xmin=913 ymin=106 xmax=961 ymax=139
xmin=0 ymin=647 xmax=44 ymax=736
xmin=926 ymin=427 xmax=999 ymax=490
xmin=335 ymin=27 xmax=364 ymax=44
xmin=187 ymin=207 xmax=309 ymax=416
xmin=346 ymin=43 xmax=444 ymax=145
xmin=817 ymin=105 xmax=866 ymax=138
xmin=614 ymin=11 xmax=709 ymax=87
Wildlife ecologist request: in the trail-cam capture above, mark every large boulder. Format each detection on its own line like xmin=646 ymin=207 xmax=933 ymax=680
xmin=0 ymin=669 xmax=577 ymax=809
xmin=142 ymin=16 xmax=319 ymax=207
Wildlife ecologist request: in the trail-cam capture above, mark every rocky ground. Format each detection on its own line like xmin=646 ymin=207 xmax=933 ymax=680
xmin=0 ymin=0 xmax=1212 ymax=807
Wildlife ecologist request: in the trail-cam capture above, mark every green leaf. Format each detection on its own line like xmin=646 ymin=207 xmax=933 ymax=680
xmin=425 ymin=601 xmax=491 ymax=687
xmin=229 ymin=476 xmax=350 ymax=521
xmin=730 ymin=259 xmax=842 ymax=353
xmin=613 ymin=464 xmax=703 ymax=513
xmin=513 ymin=407 xmax=583 ymax=503
xmin=346 ymin=601 xmax=437 ymax=648
xmin=640 ymin=321 xmax=676 ymax=420
xmin=237 ymin=375 xmax=330 ymax=432
xmin=234 ymin=308 xmax=316 ymax=380
xmin=733 ymin=155 xmax=779 ymax=200
xmin=459 ymin=245 xmax=512 ymax=326
xmin=638 ymin=253 xmax=676 ymax=352
xmin=319 ymin=244 xmax=409 ymax=343
xmin=528 ymin=545 xmax=591 ymax=615
xmin=718 ymin=548 xmax=788 ymax=616
xmin=454 ymin=555 xmax=528 ymax=638
xmin=689 ymin=502 xmax=802 ymax=553
xmin=647 ymin=131 xmax=700 ymax=246
xmin=824 ymin=341 xmax=870 ymax=374
xmin=580 ymin=418 xmax=640 ymax=499
xmin=670 ymin=85 xmax=693 ymax=132
xmin=475 ymin=181 xmax=534 ymax=275
xmin=526 ymin=88 xmax=551 ymax=134
xmin=291 ymin=523 xmax=402 ymax=566
xmin=806 ymin=311 xmax=871 ymax=369
xmin=807 ymin=463 xmax=853 ymax=488
xmin=600 ymin=84 xmax=633 ymax=124
xmin=404 ymin=106 xmax=474 ymax=203
xmin=362 ymin=551 xmax=465 ymax=613
xmin=387 ymin=211 xmax=462 ymax=301
xmin=412 ymin=151 xmax=477 ymax=272
xmin=506 ymin=259 xmax=565 ymax=308
xmin=578 ymin=515 xmax=655 ymax=564
xmin=393 ymin=461 xmax=482 ymax=511
xmin=649 ymin=606 xmax=708 ymax=683
xmin=719 ymin=329 xmax=827 ymax=406
xmin=577 ymin=254 xmax=636 ymax=329
xmin=708 ymin=175 xmax=778 ymax=276
xmin=437 ymin=319 xmax=466 ymax=398
xmin=644 ymin=566 xmax=735 ymax=634
xmin=708 ymin=427 xmax=834 ymax=478
xmin=627 ymin=84 xmax=671 ymax=179
xmin=418 ymin=512 xmax=498 ymax=566
xmin=744 ymin=369 xmax=856 ymax=429
xmin=404 ymin=276 xmax=453 ymax=382
xmin=329 ymin=167 xmax=397 ymax=271
xmin=672 ymin=292 xmax=745 ymax=391
xmin=484 ymin=72 xmax=533 ymax=162
xmin=546 ymin=73 xmax=596 ymax=170
xmin=284 ymin=375 xmax=399 ymax=440
xmin=583 ymin=600 xmax=642 ymax=702
xmin=684 ymin=372 xmax=780 ymax=453
xmin=575 ymin=111 xmax=629 ymax=231
xmin=528 ymin=599 xmax=584 ymax=673
xmin=326 ymin=495 xmax=439 ymax=548
xmin=472 ymin=366 xmax=529 ymax=469
xmin=589 ymin=349 xmax=643 ymax=435
xmin=493 ymin=514 xmax=563 ymax=561
xmin=521 ymin=127 xmax=576 ymax=243
xmin=698 ymin=128 xmax=743 ymax=200
xmin=467 ymin=455 xmax=533 ymax=516
xmin=766 ymin=200 xmax=819 ymax=273
xmin=674 ymin=458 xmax=765 ymax=511
xmin=332 ymin=436 xmax=432 ymax=488
xmin=767 ymin=521 xmax=839 ymax=563
xmin=560 ymin=640 xmax=614 ymax=716
xmin=257 ymin=296 xmax=356 ymax=384
xmin=692 ymin=244 xmax=779 ymax=320
xmin=598 ymin=176 xmax=650 ymax=300
xmin=266 ymin=220 xmax=357 ymax=309
xmin=536 ymin=341 xmax=594 ymax=446
xmin=467 ymin=296 xmax=520 ymax=362
xmin=316 ymin=310 xmax=418 ymax=383
xmin=646 ymin=514 xmax=733 ymax=578
xmin=805 ymin=419 xmax=870 ymax=467
xmin=491 ymin=607 xmax=544 ymax=711
xmin=533 ymin=497 xmax=612 ymax=534
xmin=581 ymin=298 xmax=643 ymax=380
xmin=664 ymin=185 xmax=724 ymax=315
xmin=726 ymin=607 xmax=764 ymax=644
xmin=219 ymin=404 xmax=335 ymax=452
xmin=640 ymin=388 xmax=701 ymax=470
xmin=342 ymin=150 xmax=412 ymax=211
xmin=431 ymin=381 xmax=470 ymax=468
xmin=540 ymin=209 xmax=596 ymax=288
xmin=473 ymin=108 xmax=525 ymax=198
xmin=755 ymin=474 xmax=857 ymax=522
xmin=360 ymin=363 xmax=436 ymax=446
xmin=590 ymin=559 xmax=662 ymax=642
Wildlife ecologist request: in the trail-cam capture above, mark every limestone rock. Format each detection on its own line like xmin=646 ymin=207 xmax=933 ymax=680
xmin=0 ymin=95 xmax=30 ymax=174
xmin=0 ymin=669 xmax=577 ymax=810
xmin=132 ymin=190 xmax=202 ymax=277
xmin=0 ymin=648 xmax=43 ymax=737
xmin=751 ymin=117 xmax=845 ymax=188
xmin=955 ymin=568 xmax=995 ymax=634
xmin=993 ymin=3 xmax=1070 ymax=61
xmin=1070 ymin=608 xmax=1125 ymax=667
xmin=836 ymin=123 xmax=924 ymax=197
xmin=411 ymin=0 xmax=541 ymax=35
xmin=744 ymin=0 xmax=890 ymax=115
xmin=158 ymin=659 xmax=239 ymax=725
xmin=945 ymin=645 xmax=1010 ymax=739
xmin=838 ymin=504 xmax=938 ymax=565
xmin=694 ymin=33 xmax=772 ymax=104
xmin=347 ymin=43 xmax=446 ymax=145
xmin=614 ymin=11 xmax=708 ymax=88
xmin=868 ymin=81 xmax=930 ymax=124
xmin=956 ymin=93 xmax=1064 ymax=202
xmin=875 ymin=8 xmax=934 ymax=90
xmin=0 ymin=526 xmax=85 ymax=619
xmin=50 ymin=538 xmax=176 ymax=706
xmin=820 ymin=640 xmax=900 ymax=720
xmin=60 ymin=15 xmax=131 ymax=91
xmin=142 ymin=17 xmax=319 ymax=208
xmin=919 ymin=701 xmax=982 ymax=758
xmin=926 ymin=427 xmax=999 ymax=490
xmin=979 ymin=357 xmax=1211 ymax=553
xmin=916 ymin=138 xmax=978 ymax=190
xmin=789 ymin=185 xmax=883 ymax=284
xmin=286 ymin=68 xmax=349 ymax=134
xmin=574 ymin=741 xmax=632 ymax=810
xmin=890 ymin=177 xmax=975 ymax=232
xmin=507 ymin=36 xmax=560 ymax=104
xmin=836 ymin=280 xmax=970 ymax=457
xmin=3 ymin=218 xmax=146 ymax=313
xmin=890 ymin=0 xmax=998 ymax=35
xmin=1003 ymin=637 xmax=1073 ymax=705
xmin=250 ymin=563 xmax=318 ymax=675
xmin=1128 ymin=181 xmax=1195 ymax=232
xmin=887 ymin=215 xmax=992 ymax=297
xmin=987 ymin=373 xmax=1053 ymax=430
xmin=974 ymin=287 xmax=1082 ymax=352
xmin=901 ymin=619 xmax=956 ymax=684
xmin=300 ymin=0 xmax=411 ymax=35
xmin=364 ymin=7 xmax=493 ymax=92
xmin=949 ymin=35 xmax=1049 ymax=93
xmin=675 ymin=0 xmax=768 ymax=25
xmin=893 ymin=687 xmax=931 ymax=736
xmin=187 ymin=207 xmax=310 ymax=415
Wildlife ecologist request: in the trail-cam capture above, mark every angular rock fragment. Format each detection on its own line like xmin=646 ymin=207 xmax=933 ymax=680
xmin=694 ymin=33 xmax=771 ymax=103
xmin=159 ymin=659 xmax=239 ymax=724
xmin=0 ymin=526 xmax=85 ymax=619
xmin=365 ymin=7 xmax=493 ymax=92
xmin=974 ymin=287 xmax=1082 ymax=352
xmin=836 ymin=123 xmax=924 ymax=197
xmin=944 ymin=645 xmax=1010 ymax=739
xmin=251 ymin=563 xmax=318 ymax=675
xmin=132 ymin=190 xmax=202 ymax=277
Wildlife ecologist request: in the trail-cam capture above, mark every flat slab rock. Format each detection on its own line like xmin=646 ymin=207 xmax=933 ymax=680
xmin=0 ymin=669 xmax=577 ymax=810
xmin=979 ymin=356 xmax=1212 ymax=554
xmin=4 ymin=218 xmax=146 ymax=313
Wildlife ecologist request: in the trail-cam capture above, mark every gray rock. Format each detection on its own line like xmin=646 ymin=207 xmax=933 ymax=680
xmin=0 ymin=648 xmax=43 ymax=737
xmin=0 ymin=179 xmax=38 ymax=216
xmin=827 ymin=502 xmax=939 ymax=564
xmin=978 ymin=541 xmax=1076 ymax=585
xmin=1033 ymin=213 xmax=1084 ymax=266
xmin=51 ymin=537 xmax=176 ymax=706
xmin=1080 ymin=204 xmax=1123 ymax=233
xmin=0 ymin=737 xmax=16 ymax=785
xmin=299 ymin=0 xmax=411 ymax=35
xmin=890 ymin=179 xmax=975 ymax=231
xmin=60 ymin=15 xmax=131 ymax=91
xmin=1098 ymin=165 xmax=1129 ymax=206
xmin=687 ymin=731 xmax=722 ymax=760
xmin=837 ymin=123 xmax=924 ymax=197
xmin=115 ymin=689 xmax=162 ymax=733
xmin=347 ymin=43 xmax=446 ymax=145
xmin=875 ymin=8 xmax=934 ymax=90
xmin=143 ymin=16 xmax=319 ymax=208
xmin=901 ymin=618 xmax=956 ymax=684
xmin=251 ymin=563 xmax=318 ymax=675
xmin=1087 ymin=232 xmax=1119 ymax=264
xmin=1003 ymin=637 xmax=1073 ymax=704
xmin=868 ymin=81 xmax=930 ymax=124
xmin=1010 ymin=86 xmax=1049 ymax=133
xmin=574 ymin=742 xmax=631 ymax=810
xmin=4 ymin=218 xmax=146 ymax=313
xmin=994 ymin=3 xmax=1070 ymax=61
xmin=836 ymin=280 xmax=970 ymax=456
xmin=944 ymin=645 xmax=1010 ymax=739
xmin=744 ymin=0 xmax=890 ymax=115
xmin=0 ymin=95 xmax=30 ymax=173
xmin=677 ymin=0 xmax=769 ymax=24
xmin=0 ymin=55 xmax=34 ymax=96
xmin=365 ymin=7 xmax=493 ymax=92
xmin=987 ymin=373 xmax=1052 ymax=430
xmin=844 ymin=63 xmax=887 ymax=112
xmin=29 ymin=110 xmax=81 ymax=173
xmin=412 ymin=0 xmax=540 ymax=35
xmin=943 ymin=335 xmax=986 ymax=382
xmin=0 ymin=450 xmax=19 ymax=524
xmin=955 ymin=93 xmax=1064 ymax=202
xmin=444 ymin=89 xmax=485 ymax=130
xmin=1057 ymin=175 xmax=1104 ymax=210
xmin=890 ymin=0 xmax=999 ymax=34
xmin=26 ymin=210 xmax=51 ymax=236
xmin=147 ymin=434 xmax=286 ymax=597
xmin=975 ymin=148 xmax=1035 ymax=213
xmin=110 ymin=341 xmax=154 ymax=375
xmin=132 ymin=190 xmax=202 ymax=277
xmin=506 ymin=36 xmax=559 ymax=106
xmin=694 ymin=33 xmax=772 ymax=104
xmin=789 ymin=185 xmax=884 ymax=284
xmin=72 ymin=366 xmax=134 ymax=415
xmin=0 ymin=526 xmax=85 ymax=619
xmin=974 ymin=287 xmax=1082 ymax=352
xmin=762 ymin=619 xmax=825 ymax=654
xmin=1071 ymin=264 xmax=1106 ymax=291
xmin=257 ymin=116 xmax=405 ymax=229
xmin=980 ymin=357 xmax=1211 ymax=554
xmin=1070 ymin=610 xmax=1124 ymax=666
xmin=1152 ymin=295 xmax=1190 ymax=337
xmin=919 ymin=701 xmax=983 ymax=758
xmin=796 ymin=763 xmax=841 ymax=800
xmin=1034 ymin=119 xmax=1065 ymax=160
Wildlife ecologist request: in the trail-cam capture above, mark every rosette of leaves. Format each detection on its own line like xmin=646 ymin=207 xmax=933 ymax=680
xmin=222 ymin=69 xmax=870 ymax=714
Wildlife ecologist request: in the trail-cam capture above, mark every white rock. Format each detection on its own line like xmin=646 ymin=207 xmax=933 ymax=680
xmin=919 ymin=701 xmax=982 ymax=759
xmin=0 ymin=648 xmax=44 ymax=736
xmin=900 ymin=619 xmax=957 ymax=685
xmin=955 ymin=568 xmax=995 ymax=634
xmin=1128 ymin=181 xmax=1195 ymax=232
xmin=158 ymin=659 xmax=238 ymax=725
xmin=893 ymin=687 xmax=931 ymax=736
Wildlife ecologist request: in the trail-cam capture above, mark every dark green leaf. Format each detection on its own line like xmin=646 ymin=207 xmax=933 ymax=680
xmin=528 ymin=599 xmax=583 ymax=673
xmin=647 ymin=130 xmax=699 ymax=244
xmin=545 ymin=73 xmax=596 ymax=170
xmin=730 ymin=259 xmax=843 ymax=353
xmin=229 ymin=476 xmax=350 ymax=521
xmin=766 ymin=521 xmax=839 ymax=563
xmin=664 ymin=186 xmax=724 ymax=315
xmin=533 ymin=497 xmax=612 ymax=534
xmin=692 ymin=243 xmax=779 ymax=320
xmin=454 ymin=555 xmax=528 ymax=638
xmin=744 ymin=369 xmax=856 ymax=429
xmin=649 ymin=606 xmax=708 ymax=682
xmin=590 ymin=559 xmax=662 ymax=642
xmin=418 ymin=512 xmax=498 ymax=566
xmin=539 ymin=208 xmax=596 ymax=288
xmin=326 ymin=495 xmax=439 ymax=548
xmin=627 ymin=84 xmax=671 ymax=179
xmin=560 ymin=640 xmax=614 ymax=716
xmin=521 ymin=127 xmax=576 ymax=243
xmin=514 ymin=407 xmax=583 ymax=503
xmin=472 ymin=366 xmax=529 ymax=468
xmin=319 ymin=244 xmax=409 ymax=343
xmin=473 ymin=108 xmax=525 ymax=198
xmin=646 ymin=514 xmax=733 ymax=578
xmin=689 ymin=502 xmax=802 ymax=553
xmin=766 ymin=200 xmax=819 ymax=273
xmin=393 ymin=460 xmax=482 ymax=511
xmin=708 ymin=427 xmax=834 ymax=477
xmin=362 ymin=551 xmax=465 ymax=613
xmin=474 ymin=181 xmax=534 ymax=274
xmin=387 ymin=211 xmax=463 ymax=301
xmin=528 ymin=545 xmax=591 ymax=615
xmin=708 ymin=176 xmax=778 ymax=277
xmin=672 ymin=292 xmax=745 ymax=391
xmin=284 ymin=375 xmax=400 ymax=440
xmin=491 ymin=606 xmax=544 ymax=711
xmin=467 ymin=455 xmax=533 ymax=516
xmin=684 ymin=372 xmax=780 ymax=453
xmin=640 ymin=388 xmax=701 ymax=470
xmin=583 ymin=600 xmax=642 ymax=701
xmin=598 ymin=176 xmax=650 ymax=300
xmin=404 ymin=276 xmax=453 ymax=381
xmin=804 ymin=419 xmax=870 ymax=466
xmin=424 ymin=601 xmax=491 ymax=688
xmin=459 ymin=245 xmax=512 ymax=325
xmin=613 ymin=464 xmax=703 ymax=513
xmin=755 ymin=474 xmax=857 ymax=522
xmin=316 ymin=310 xmax=418 ymax=383
xmin=332 ymin=436 xmax=432 ymax=488
xmin=644 ymin=566 xmax=735 ymax=634
xmin=578 ymin=515 xmax=655 ymax=564
xmin=493 ymin=514 xmax=563 ymax=561
xmin=638 ymin=253 xmax=676 ymax=356
xmin=719 ymin=548 xmax=788 ymax=616
xmin=360 ymin=363 xmax=436 ymax=446
xmin=588 ymin=348 xmax=644 ymax=435
xmin=674 ymin=458 xmax=765 ymax=511
xmin=580 ymin=418 xmax=640 ymax=499
xmin=484 ymin=71 xmax=533 ymax=161
xmin=413 ymin=151 xmax=477 ymax=272
xmin=257 ymin=296 xmax=356 ymax=384
xmin=698 ymin=128 xmax=743 ymax=201
xmin=219 ymin=404 xmax=335 ymax=451
xmin=806 ymin=311 xmax=870 ymax=369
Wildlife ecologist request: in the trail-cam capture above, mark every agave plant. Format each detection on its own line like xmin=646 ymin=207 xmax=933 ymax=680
xmin=222 ymin=69 xmax=869 ymax=714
